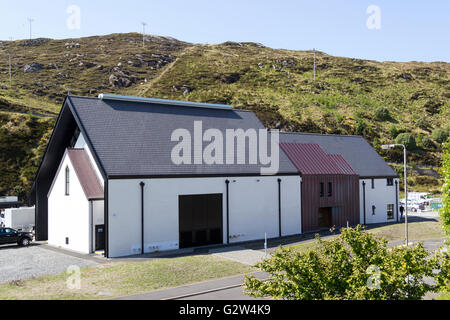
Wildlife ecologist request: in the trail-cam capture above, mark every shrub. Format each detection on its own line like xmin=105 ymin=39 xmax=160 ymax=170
xmin=374 ymin=107 xmax=390 ymax=121
xmin=421 ymin=135 xmax=435 ymax=149
xmin=432 ymin=128 xmax=449 ymax=144
xmin=440 ymin=138 xmax=450 ymax=235
xmin=389 ymin=125 xmax=398 ymax=138
xmin=244 ymin=226 xmax=448 ymax=300
xmin=395 ymin=133 xmax=416 ymax=150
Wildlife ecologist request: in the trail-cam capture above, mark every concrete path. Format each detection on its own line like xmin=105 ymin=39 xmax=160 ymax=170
xmin=114 ymin=271 xmax=269 ymax=300
xmin=209 ymin=246 xmax=268 ymax=266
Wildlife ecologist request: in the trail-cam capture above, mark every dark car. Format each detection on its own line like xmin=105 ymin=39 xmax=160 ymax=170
xmin=0 ymin=227 xmax=33 ymax=246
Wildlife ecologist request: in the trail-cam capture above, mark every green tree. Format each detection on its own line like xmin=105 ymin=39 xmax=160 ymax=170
xmin=440 ymin=138 xmax=450 ymax=235
xmin=244 ymin=226 xmax=447 ymax=300
xmin=395 ymin=133 xmax=416 ymax=150
xmin=432 ymin=128 xmax=449 ymax=144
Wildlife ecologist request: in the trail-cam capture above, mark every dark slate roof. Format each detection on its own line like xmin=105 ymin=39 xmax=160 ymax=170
xmin=67 ymin=149 xmax=104 ymax=199
xmin=67 ymin=96 xmax=298 ymax=176
xmin=280 ymin=143 xmax=358 ymax=175
xmin=279 ymin=133 xmax=397 ymax=178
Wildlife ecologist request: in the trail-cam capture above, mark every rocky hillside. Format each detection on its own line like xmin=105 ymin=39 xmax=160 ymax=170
xmin=0 ymin=33 xmax=448 ymax=199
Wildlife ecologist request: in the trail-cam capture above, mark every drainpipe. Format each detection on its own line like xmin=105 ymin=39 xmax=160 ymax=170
xmin=140 ymin=181 xmax=145 ymax=254
xmin=278 ymin=178 xmax=282 ymax=237
xmin=395 ymin=180 xmax=399 ymax=222
xmin=104 ymin=178 xmax=109 ymax=258
xmin=225 ymin=179 xmax=230 ymax=244
xmin=362 ymin=181 xmax=366 ymax=225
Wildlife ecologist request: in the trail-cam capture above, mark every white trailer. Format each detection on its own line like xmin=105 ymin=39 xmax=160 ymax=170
xmin=0 ymin=206 xmax=35 ymax=231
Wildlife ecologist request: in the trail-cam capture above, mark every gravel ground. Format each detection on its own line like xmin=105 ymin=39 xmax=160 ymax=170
xmin=0 ymin=244 xmax=98 ymax=283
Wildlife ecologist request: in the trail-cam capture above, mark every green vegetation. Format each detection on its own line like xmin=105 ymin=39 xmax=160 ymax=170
xmin=244 ymin=226 xmax=448 ymax=300
xmin=440 ymin=139 xmax=450 ymax=235
xmin=432 ymin=128 xmax=449 ymax=144
xmin=395 ymin=133 xmax=417 ymax=150
xmin=0 ymin=33 xmax=449 ymax=200
xmin=0 ymin=254 xmax=254 ymax=300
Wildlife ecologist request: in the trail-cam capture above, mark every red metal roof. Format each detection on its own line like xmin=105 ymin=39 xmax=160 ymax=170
xmin=67 ymin=149 xmax=104 ymax=199
xmin=280 ymin=143 xmax=358 ymax=175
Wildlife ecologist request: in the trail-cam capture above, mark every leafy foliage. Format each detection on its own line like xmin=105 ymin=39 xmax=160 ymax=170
xmin=395 ymin=133 xmax=417 ymax=150
xmin=432 ymin=128 xmax=449 ymax=144
xmin=244 ymin=226 xmax=448 ymax=300
xmin=440 ymin=139 xmax=450 ymax=235
xmin=374 ymin=106 xmax=390 ymax=121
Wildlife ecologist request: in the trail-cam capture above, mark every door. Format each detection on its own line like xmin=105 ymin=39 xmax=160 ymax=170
xmin=179 ymin=194 xmax=223 ymax=249
xmin=95 ymin=225 xmax=105 ymax=251
xmin=318 ymin=207 xmax=332 ymax=229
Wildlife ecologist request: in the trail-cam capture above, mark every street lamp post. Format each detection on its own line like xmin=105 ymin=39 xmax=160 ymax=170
xmin=382 ymin=144 xmax=408 ymax=246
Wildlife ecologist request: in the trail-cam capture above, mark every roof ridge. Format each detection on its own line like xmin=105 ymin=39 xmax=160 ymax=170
xmin=279 ymin=131 xmax=363 ymax=138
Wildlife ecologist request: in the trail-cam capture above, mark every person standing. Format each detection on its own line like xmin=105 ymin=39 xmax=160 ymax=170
xmin=399 ymin=205 xmax=405 ymax=220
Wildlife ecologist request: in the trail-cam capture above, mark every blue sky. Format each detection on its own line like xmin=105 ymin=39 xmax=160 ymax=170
xmin=0 ymin=0 xmax=448 ymax=62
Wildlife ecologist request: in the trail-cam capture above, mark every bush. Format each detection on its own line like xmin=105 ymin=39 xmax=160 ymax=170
xmin=440 ymin=139 xmax=450 ymax=235
xmin=389 ymin=125 xmax=398 ymax=138
xmin=395 ymin=133 xmax=416 ymax=150
xmin=374 ymin=107 xmax=390 ymax=121
xmin=420 ymin=135 xmax=435 ymax=149
xmin=244 ymin=226 xmax=448 ymax=300
xmin=432 ymin=128 xmax=449 ymax=144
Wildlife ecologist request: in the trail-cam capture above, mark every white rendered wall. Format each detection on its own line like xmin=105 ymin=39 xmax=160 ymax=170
xmin=74 ymin=133 xmax=104 ymax=187
xmin=48 ymin=152 xmax=90 ymax=253
xmin=360 ymin=178 xmax=399 ymax=224
xmin=108 ymin=176 xmax=301 ymax=258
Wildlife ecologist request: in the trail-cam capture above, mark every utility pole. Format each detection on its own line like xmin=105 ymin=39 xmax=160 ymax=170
xmin=27 ymin=18 xmax=34 ymax=40
xmin=141 ymin=22 xmax=147 ymax=48
xmin=313 ymin=48 xmax=316 ymax=81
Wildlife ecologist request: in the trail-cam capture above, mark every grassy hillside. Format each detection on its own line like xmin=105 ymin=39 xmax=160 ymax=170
xmin=0 ymin=33 xmax=448 ymax=199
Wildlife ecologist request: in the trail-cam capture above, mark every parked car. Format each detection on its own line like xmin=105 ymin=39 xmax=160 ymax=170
xmin=0 ymin=227 xmax=33 ymax=246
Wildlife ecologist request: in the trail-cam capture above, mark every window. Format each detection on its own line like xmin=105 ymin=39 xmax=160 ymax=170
xmin=320 ymin=182 xmax=324 ymax=197
xmin=372 ymin=205 xmax=376 ymax=215
xmin=371 ymin=178 xmax=375 ymax=189
xmin=65 ymin=166 xmax=70 ymax=195
xmin=328 ymin=182 xmax=332 ymax=197
xmin=387 ymin=204 xmax=394 ymax=220
xmin=387 ymin=178 xmax=393 ymax=186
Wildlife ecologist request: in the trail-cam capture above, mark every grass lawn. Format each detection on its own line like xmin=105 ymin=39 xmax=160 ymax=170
xmin=0 ymin=254 xmax=255 ymax=300
xmin=290 ymin=220 xmax=446 ymax=252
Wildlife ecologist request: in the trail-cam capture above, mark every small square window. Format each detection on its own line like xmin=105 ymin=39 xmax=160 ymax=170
xmin=320 ymin=183 xmax=324 ymax=197
xmin=327 ymin=182 xmax=332 ymax=197
xmin=387 ymin=178 xmax=393 ymax=186
xmin=371 ymin=178 xmax=375 ymax=189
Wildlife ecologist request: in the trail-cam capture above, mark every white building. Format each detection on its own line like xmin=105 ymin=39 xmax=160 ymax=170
xmin=31 ymin=94 xmax=398 ymax=258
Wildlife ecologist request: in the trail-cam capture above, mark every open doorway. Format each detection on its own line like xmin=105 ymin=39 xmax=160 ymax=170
xmin=318 ymin=207 xmax=332 ymax=229
xmin=179 ymin=194 xmax=223 ymax=249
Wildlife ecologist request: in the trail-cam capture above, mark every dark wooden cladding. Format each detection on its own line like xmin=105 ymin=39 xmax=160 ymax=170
xmin=301 ymin=174 xmax=360 ymax=232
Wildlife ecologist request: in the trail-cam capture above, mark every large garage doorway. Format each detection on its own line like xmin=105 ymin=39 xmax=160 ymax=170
xmin=179 ymin=194 xmax=223 ymax=249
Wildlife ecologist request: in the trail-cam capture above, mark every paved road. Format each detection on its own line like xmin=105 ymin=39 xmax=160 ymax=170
xmin=0 ymin=243 xmax=99 ymax=283
xmin=115 ymin=271 xmax=269 ymax=300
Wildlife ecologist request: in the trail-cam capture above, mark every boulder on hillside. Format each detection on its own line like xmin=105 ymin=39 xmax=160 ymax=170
xmin=24 ymin=63 xmax=43 ymax=73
